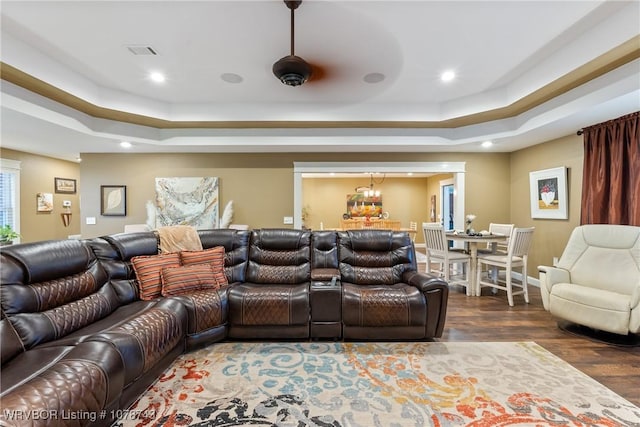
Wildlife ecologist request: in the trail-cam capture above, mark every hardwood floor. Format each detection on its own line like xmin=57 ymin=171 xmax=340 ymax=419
xmin=438 ymin=283 xmax=640 ymax=407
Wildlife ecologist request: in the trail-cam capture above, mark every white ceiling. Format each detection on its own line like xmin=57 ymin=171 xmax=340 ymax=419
xmin=1 ymin=0 xmax=639 ymax=162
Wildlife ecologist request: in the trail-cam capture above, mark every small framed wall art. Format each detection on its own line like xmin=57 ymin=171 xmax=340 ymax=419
xmin=529 ymin=166 xmax=568 ymax=219
xmin=36 ymin=192 xmax=54 ymax=212
xmin=101 ymin=185 xmax=127 ymax=216
xmin=54 ymin=177 xmax=77 ymax=194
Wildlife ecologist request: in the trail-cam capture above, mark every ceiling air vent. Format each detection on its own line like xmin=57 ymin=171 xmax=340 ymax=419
xmin=126 ymin=45 xmax=158 ymax=55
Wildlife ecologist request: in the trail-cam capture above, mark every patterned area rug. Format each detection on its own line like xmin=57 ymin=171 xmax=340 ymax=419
xmin=115 ymin=342 xmax=639 ymax=426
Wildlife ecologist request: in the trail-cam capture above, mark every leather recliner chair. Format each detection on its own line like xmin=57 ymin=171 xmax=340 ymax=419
xmin=539 ymin=224 xmax=640 ymax=335
xmin=338 ymin=230 xmax=449 ymax=340
xmin=227 ymin=229 xmax=312 ymax=339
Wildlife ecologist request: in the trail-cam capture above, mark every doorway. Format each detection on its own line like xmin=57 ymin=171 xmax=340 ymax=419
xmin=293 ymin=162 xmax=466 ymax=233
xmin=440 ymin=178 xmax=455 ymax=231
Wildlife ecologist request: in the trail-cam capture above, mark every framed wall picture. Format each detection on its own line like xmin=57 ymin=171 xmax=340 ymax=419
xmin=529 ymin=166 xmax=568 ymax=219
xmin=101 ymin=185 xmax=127 ymax=216
xmin=54 ymin=177 xmax=76 ymax=194
xmin=36 ymin=192 xmax=54 ymax=212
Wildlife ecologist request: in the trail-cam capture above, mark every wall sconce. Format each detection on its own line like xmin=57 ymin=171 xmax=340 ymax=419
xmin=61 ymin=201 xmax=72 ymax=227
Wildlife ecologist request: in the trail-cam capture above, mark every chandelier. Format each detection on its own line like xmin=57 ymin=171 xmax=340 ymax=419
xmin=355 ymin=174 xmax=383 ymax=198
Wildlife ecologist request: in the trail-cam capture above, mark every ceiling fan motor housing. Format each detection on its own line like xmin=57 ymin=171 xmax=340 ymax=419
xmin=273 ymin=55 xmax=312 ymax=86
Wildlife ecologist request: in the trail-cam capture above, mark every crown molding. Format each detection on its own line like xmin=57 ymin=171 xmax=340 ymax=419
xmin=1 ymin=36 xmax=638 ymax=131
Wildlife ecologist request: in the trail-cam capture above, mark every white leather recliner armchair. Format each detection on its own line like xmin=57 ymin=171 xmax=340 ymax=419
xmin=539 ymin=224 xmax=640 ymax=335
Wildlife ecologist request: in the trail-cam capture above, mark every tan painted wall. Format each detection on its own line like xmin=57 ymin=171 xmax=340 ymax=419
xmin=10 ymin=144 xmax=582 ymax=283
xmin=79 ymin=152 xmax=511 ymax=240
xmin=510 ymin=134 xmax=584 ymax=277
xmin=1 ymin=148 xmax=81 ymax=243
xmin=79 ymin=153 xmax=295 ymax=238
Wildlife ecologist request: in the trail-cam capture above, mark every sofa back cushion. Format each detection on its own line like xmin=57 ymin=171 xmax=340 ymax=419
xmin=558 ymin=224 xmax=640 ymax=295
xmin=1 ymin=308 xmax=24 ymax=364
xmin=338 ymin=230 xmax=416 ymax=286
xmin=198 ymin=229 xmax=251 ymax=283
xmin=311 ymin=231 xmax=339 ymax=269
xmin=0 ymin=240 xmax=116 ymax=349
xmin=91 ymin=232 xmax=160 ymax=279
xmin=88 ymin=232 xmax=160 ymax=303
xmin=246 ymin=229 xmax=311 ymax=284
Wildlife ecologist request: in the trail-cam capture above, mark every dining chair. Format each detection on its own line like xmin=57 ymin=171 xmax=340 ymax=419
xmin=422 ymin=222 xmax=472 ymax=295
xmin=477 ymin=223 xmax=514 ymax=282
xmin=477 ymin=223 xmax=514 ymax=255
xmin=476 ymin=227 xmax=535 ymax=306
xmin=409 ymin=221 xmax=418 ymax=242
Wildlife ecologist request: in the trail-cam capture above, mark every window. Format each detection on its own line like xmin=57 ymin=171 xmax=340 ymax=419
xmin=0 ymin=159 xmax=21 ymax=240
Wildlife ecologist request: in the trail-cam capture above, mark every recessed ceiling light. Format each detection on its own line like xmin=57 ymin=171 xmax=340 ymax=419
xmin=441 ymin=70 xmax=456 ymax=82
xmin=76 ymin=156 xmax=82 ymax=162
xmin=120 ymin=141 xmax=132 ymax=148
xmin=407 ymin=172 xmax=414 ymax=176
xmin=221 ymin=73 xmax=243 ymax=84
xmin=481 ymin=140 xmax=493 ymax=148
xmin=149 ymin=72 xmax=166 ymax=83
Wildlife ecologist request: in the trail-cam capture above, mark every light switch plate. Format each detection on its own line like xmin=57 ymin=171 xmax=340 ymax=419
xmin=86 ymin=217 xmax=96 ymax=225
xmin=283 ymin=216 xmax=293 ymax=225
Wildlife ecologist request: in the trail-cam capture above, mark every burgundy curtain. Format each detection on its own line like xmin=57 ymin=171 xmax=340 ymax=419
xmin=580 ymin=112 xmax=640 ymax=226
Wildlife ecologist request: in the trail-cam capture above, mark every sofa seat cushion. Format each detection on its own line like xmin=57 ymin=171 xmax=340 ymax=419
xmin=549 ymin=283 xmax=631 ymax=334
xmin=342 ymin=283 xmax=426 ymax=327
xmin=228 ymin=283 xmax=309 ymax=326
xmin=169 ymin=289 xmax=227 ymax=334
xmin=88 ymin=298 xmax=187 ymax=386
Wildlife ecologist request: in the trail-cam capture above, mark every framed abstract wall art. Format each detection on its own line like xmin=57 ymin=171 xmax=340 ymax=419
xmin=529 ymin=166 xmax=568 ymax=219
xmin=154 ymin=177 xmax=219 ymax=228
xmin=101 ymin=185 xmax=127 ymax=216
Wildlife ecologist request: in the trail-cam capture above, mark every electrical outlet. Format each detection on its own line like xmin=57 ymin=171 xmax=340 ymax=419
xmin=283 ymin=216 xmax=293 ymax=225
xmin=62 ymin=200 xmax=71 ymax=207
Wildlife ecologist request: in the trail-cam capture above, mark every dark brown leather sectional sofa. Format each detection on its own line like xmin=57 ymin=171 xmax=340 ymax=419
xmin=0 ymin=228 xmax=448 ymax=426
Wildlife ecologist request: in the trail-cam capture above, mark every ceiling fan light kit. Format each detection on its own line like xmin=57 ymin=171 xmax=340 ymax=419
xmin=273 ymin=55 xmax=312 ymax=87
xmin=273 ymin=0 xmax=312 ymax=87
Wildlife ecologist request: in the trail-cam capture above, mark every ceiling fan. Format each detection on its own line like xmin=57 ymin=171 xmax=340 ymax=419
xmin=272 ymin=0 xmax=313 ymax=86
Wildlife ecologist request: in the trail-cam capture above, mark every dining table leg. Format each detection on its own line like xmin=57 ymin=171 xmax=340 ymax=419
xmin=468 ymin=242 xmax=479 ymax=296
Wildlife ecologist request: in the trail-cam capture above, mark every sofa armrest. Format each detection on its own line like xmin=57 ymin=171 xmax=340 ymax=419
xmin=538 ymin=265 xmax=571 ymax=310
xmin=0 ymin=342 xmax=125 ymax=427
xmin=538 ymin=265 xmax=571 ymax=285
xmin=405 ymin=271 xmax=449 ymax=338
xmin=631 ymin=285 xmax=640 ymax=309
xmin=311 ymin=268 xmax=340 ymax=281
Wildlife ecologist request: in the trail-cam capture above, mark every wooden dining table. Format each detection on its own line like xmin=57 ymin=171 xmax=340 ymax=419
xmin=445 ymin=232 xmax=508 ymax=296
